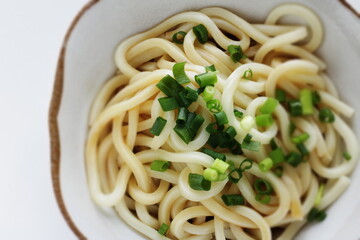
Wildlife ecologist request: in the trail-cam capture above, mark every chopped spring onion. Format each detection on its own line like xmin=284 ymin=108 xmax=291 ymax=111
xmin=189 ymin=173 xmax=211 ymax=191
xmin=300 ymin=89 xmax=314 ymax=115
xmin=206 ymin=99 xmax=222 ymax=113
xmin=255 ymin=194 xmax=271 ymax=204
xmin=172 ymin=62 xmax=190 ymax=84
xmin=312 ymin=91 xmax=321 ymax=105
xmin=217 ymin=173 xmax=228 ymax=181
xmin=203 ymin=168 xmax=219 ymax=181
xmin=202 ymin=86 xmax=215 ymax=102
xmin=240 ymin=116 xmax=254 ymax=131
xmin=156 ymin=74 xmax=184 ymax=98
xmin=205 ymin=64 xmax=216 ymax=72
xmin=286 ymin=152 xmax=303 ymax=167
xmin=224 ymin=127 xmax=236 ymax=139
xmin=291 ymin=132 xmax=310 ymax=144
xmin=255 ymin=114 xmax=274 ymax=127
xmin=150 ymin=160 xmax=170 ymax=172
xmin=193 ymin=24 xmax=209 ymax=44
xmin=297 ymin=143 xmax=309 ymax=156
xmin=205 ymin=122 xmax=217 ymax=134
xmin=243 ymin=69 xmax=253 ymax=80
xmin=221 ymin=194 xmax=245 ymax=206
xmin=269 ymin=148 xmax=285 ymax=165
xmin=201 ymin=148 xmax=226 ymax=161
xmin=176 ymin=107 xmax=188 ymax=125
xmin=211 ymin=158 xmax=230 ymax=174
xmin=150 ymin=117 xmax=167 ymax=136
xmin=178 ymin=87 xmax=198 ymax=107
xmin=307 ymin=208 xmax=327 ymax=222
xmin=270 ymin=138 xmax=278 ymax=150
xmin=158 ymin=223 xmax=169 ymax=236
xmin=319 ymin=108 xmax=335 ymax=123
xmin=173 ymin=125 xmax=192 ymax=144
xmin=343 ymin=152 xmax=352 ymax=161
xmin=172 ymin=31 xmax=186 ymax=44
xmin=207 ymin=133 xmax=219 ymax=148
xmin=231 ymin=141 xmax=243 ymax=155
xmin=187 ymin=114 xmax=205 ymax=138
xmin=214 ymin=111 xmax=229 ymax=126
xmin=259 ymin=158 xmax=273 ymax=172
xmin=314 ymin=184 xmax=324 ymax=207
xmin=234 ymin=109 xmax=244 ymax=118
xmin=260 ymin=98 xmax=278 ymax=114
xmin=242 ymin=140 xmax=261 ymax=152
xmin=240 ymin=159 xmax=253 ymax=171
xmin=288 ymin=100 xmax=303 ymax=117
xmin=228 ymin=168 xmax=243 ymax=183
xmin=254 ymin=179 xmax=273 ymax=194
xmin=289 ymin=121 xmax=296 ymax=135
xmin=243 ymin=133 xmax=253 ymax=143
xmin=275 ymin=88 xmax=286 ymax=103
xmin=273 ymin=165 xmax=284 ymax=177
xmin=195 ymin=71 xmax=218 ymax=87
xmin=158 ymin=97 xmax=179 ymax=111
xmin=228 ymin=45 xmax=245 ymax=62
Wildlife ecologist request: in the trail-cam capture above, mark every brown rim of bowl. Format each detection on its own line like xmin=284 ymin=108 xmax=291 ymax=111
xmin=339 ymin=0 xmax=360 ymax=18
xmin=49 ymin=0 xmax=99 ymax=239
xmin=49 ymin=0 xmax=358 ymax=239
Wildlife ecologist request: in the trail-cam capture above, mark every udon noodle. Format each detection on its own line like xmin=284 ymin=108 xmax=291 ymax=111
xmin=86 ymin=3 xmax=358 ymax=240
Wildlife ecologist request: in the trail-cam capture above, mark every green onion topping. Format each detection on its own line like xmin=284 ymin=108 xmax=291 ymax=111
xmin=269 ymin=148 xmax=285 ymax=165
xmin=201 ymin=148 xmax=226 ymax=161
xmin=297 ymin=143 xmax=309 ymax=156
xmin=195 ymin=71 xmax=218 ymax=87
xmin=275 ymin=89 xmax=286 ymax=103
xmin=288 ymin=100 xmax=302 ymax=117
xmin=312 ymin=91 xmax=321 ymax=105
xmin=343 ymin=152 xmax=352 ymax=161
xmin=228 ymin=45 xmax=246 ymax=62
xmin=203 ymin=168 xmax=219 ymax=181
xmin=307 ymin=208 xmax=327 ymax=222
xmin=176 ymin=107 xmax=189 ymax=125
xmin=300 ymin=89 xmax=314 ymax=115
xmin=234 ymin=109 xmax=244 ymax=118
xmin=240 ymin=116 xmax=254 ymax=131
xmin=150 ymin=117 xmax=167 ymax=136
xmin=286 ymin=152 xmax=303 ymax=167
xmin=228 ymin=168 xmax=243 ymax=183
xmin=291 ymin=132 xmax=310 ymax=144
xmin=243 ymin=69 xmax=253 ymax=80
xmin=205 ymin=65 xmax=216 ymax=72
xmin=239 ymin=159 xmax=253 ymax=171
xmin=255 ymin=193 xmax=271 ymax=204
xmin=259 ymin=158 xmax=273 ymax=172
xmin=150 ymin=160 xmax=170 ymax=172
xmin=225 ymin=126 xmax=237 ymax=138
xmin=319 ymin=108 xmax=335 ymax=123
xmin=172 ymin=62 xmax=190 ymax=84
xmin=260 ymin=98 xmax=278 ymax=114
xmin=211 ymin=158 xmax=230 ymax=174
xmin=158 ymin=223 xmax=169 ymax=236
xmin=214 ymin=111 xmax=229 ymax=126
xmin=289 ymin=121 xmax=296 ymax=135
xmin=314 ymin=184 xmax=324 ymax=207
xmin=255 ymin=114 xmax=274 ymax=127
xmin=221 ymin=194 xmax=245 ymax=206
xmin=206 ymin=99 xmax=222 ymax=113
xmin=158 ymin=97 xmax=179 ymax=111
xmin=254 ymin=178 xmax=273 ymax=194
xmin=202 ymin=86 xmax=215 ymax=102
xmin=242 ymin=140 xmax=261 ymax=152
xmin=172 ymin=31 xmax=187 ymax=44
xmin=273 ymin=165 xmax=284 ymax=177
xmin=188 ymin=173 xmax=211 ymax=191
xmin=193 ymin=24 xmax=209 ymax=44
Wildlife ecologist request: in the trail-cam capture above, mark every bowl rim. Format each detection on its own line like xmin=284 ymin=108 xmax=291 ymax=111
xmin=48 ymin=1 xmax=359 ymax=240
xmin=48 ymin=1 xmax=99 ymax=239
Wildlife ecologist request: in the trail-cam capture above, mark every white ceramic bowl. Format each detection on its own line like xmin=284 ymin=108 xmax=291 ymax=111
xmin=49 ymin=0 xmax=360 ymax=239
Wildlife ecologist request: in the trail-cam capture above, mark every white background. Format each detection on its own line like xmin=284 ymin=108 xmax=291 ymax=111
xmin=0 ymin=0 xmax=359 ymax=240
xmin=0 ymin=0 xmax=86 ymax=239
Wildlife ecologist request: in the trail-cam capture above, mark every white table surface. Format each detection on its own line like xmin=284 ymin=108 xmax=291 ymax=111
xmin=0 ymin=0 xmax=86 ymax=239
xmin=0 ymin=0 xmax=359 ymax=240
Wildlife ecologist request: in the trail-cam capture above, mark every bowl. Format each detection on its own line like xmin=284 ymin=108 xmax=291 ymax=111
xmin=49 ymin=0 xmax=360 ymax=239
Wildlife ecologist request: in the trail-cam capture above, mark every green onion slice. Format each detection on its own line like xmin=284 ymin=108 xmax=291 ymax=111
xmin=259 ymin=158 xmax=273 ymax=172
xmin=158 ymin=223 xmax=169 ymax=236
xmin=343 ymin=152 xmax=352 ymax=161
xmin=319 ymin=108 xmax=335 ymax=123
xmin=275 ymin=89 xmax=286 ymax=103
xmin=195 ymin=71 xmax=218 ymax=87
xmin=269 ymin=148 xmax=285 ymax=165
xmin=228 ymin=45 xmax=246 ymax=62
xmin=254 ymin=178 xmax=273 ymax=194
xmin=243 ymin=68 xmax=253 ymax=80
xmin=291 ymin=132 xmax=310 ymax=144
xmin=297 ymin=143 xmax=309 ymax=156
xmin=300 ymin=89 xmax=314 ymax=115
xmin=255 ymin=114 xmax=274 ymax=127
xmin=206 ymin=99 xmax=222 ymax=113
xmin=201 ymin=148 xmax=226 ymax=161
xmin=150 ymin=160 xmax=170 ymax=172
xmin=255 ymin=193 xmax=271 ymax=204
xmin=314 ymin=183 xmax=324 ymax=207
xmin=176 ymin=107 xmax=189 ymax=125
xmin=286 ymin=152 xmax=303 ymax=167
xmin=228 ymin=168 xmax=243 ymax=184
xmin=211 ymin=158 xmax=230 ymax=174
xmin=158 ymin=97 xmax=179 ymax=111
xmin=172 ymin=62 xmax=190 ymax=84
xmin=225 ymin=126 xmax=237 ymax=139
xmin=273 ymin=165 xmax=284 ymax=177
xmin=312 ymin=91 xmax=321 ymax=105
xmin=221 ymin=194 xmax=245 ymax=206
xmin=234 ymin=109 xmax=244 ymax=118
xmin=172 ymin=31 xmax=186 ymax=44
xmin=214 ymin=111 xmax=229 ymax=126
xmin=203 ymin=168 xmax=219 ymax=181
xmin=193 ymin=24 xmax=209 ymax=44
xmin=202 ymin=85 xmax=215 ymax=102
xmin=288 ymin=100 xmax=302 ymax=117
xmin=150 ymin=117 xmax=167 ymax=136
xmin=260 ymin=97 xmax=278 ymax=114
xmin=239 ymin=159 xmax=253 ymax=171
xmin=205 ymin=64 xmax=216 ymax=72
xmin=188 ymin=173 xmax=211 ymax=191
xmin=241 ymin=140 xmax=261 ymax=152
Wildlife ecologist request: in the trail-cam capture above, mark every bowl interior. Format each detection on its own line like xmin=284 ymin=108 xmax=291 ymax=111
xmin=55 ymin=0 xmax=360 ymax=239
